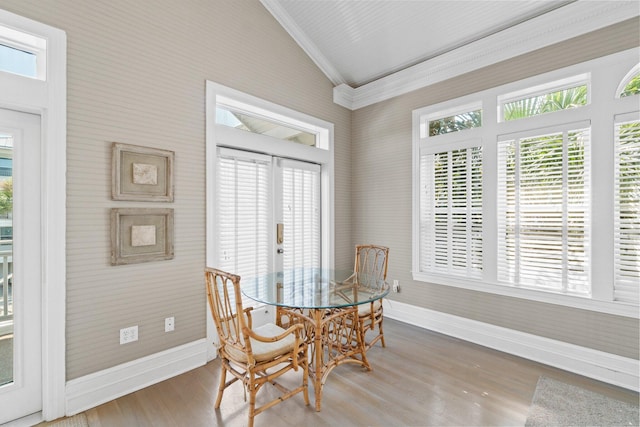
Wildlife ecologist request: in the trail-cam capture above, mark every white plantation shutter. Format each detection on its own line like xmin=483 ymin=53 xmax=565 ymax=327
xmin=614 ymin=115 xmax=640 ymax=303
xmin=216 ymin=148 xmax=271 ymax=304
xmin=281 ymin=159 xmax=321 ymax=269
xmin=497 ymin=122 xmax=591 ymax=295
xmin=419 ymin=145 xmax=482 ymax=277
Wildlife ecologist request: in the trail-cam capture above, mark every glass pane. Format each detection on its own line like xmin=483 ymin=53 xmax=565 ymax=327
xmin=282 ymin=163 xmax=321 ymax=270
xmin=216 ymin=106 xmax=317 ymax=146
xmin=0 ymin=133 xmax=13 ymax=386
xmin=503 ymin=85 xmax=587 ymax=121
xmin=498 ymin=128 xmax=590 ymax=295
xmin=614 ymin=120 xmax=640 ymax=302
xmin=216 ymin=153 xmax=271 ymax=306
xmin=428 ymin=109 xmax=482 ymax=136
xmin=620 ymin=73 xmax=640 ymax=98
xmin=0 ymin=44 xmax=37 ymax=78
xmin=420 ymin=147 xmax=482 ymax=277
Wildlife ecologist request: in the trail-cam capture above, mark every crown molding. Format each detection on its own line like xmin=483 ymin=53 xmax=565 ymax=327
xmin=260 ymin=0 xmax=346 ymax=86
xmin=333 ymin=1 xmax=639 ymax=110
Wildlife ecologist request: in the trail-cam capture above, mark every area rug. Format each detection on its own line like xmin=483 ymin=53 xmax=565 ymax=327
xmin=0 ymin=335 xmax=12 ymax=385
xmin=46 ymin=413 xmax=89 ymax=427
xmin=525 ymin=376 xmax=639 ymax=427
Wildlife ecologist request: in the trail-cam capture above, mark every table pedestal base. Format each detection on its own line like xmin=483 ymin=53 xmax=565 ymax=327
xmin=276 ymin=306 xmax=371 ymax=411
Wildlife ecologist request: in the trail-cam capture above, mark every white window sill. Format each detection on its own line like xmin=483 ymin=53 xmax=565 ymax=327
xmin=412 ymin=271 xmax=639 ymax=319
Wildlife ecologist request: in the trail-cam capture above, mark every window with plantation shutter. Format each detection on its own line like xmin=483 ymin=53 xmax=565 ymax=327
xmin=281 ymin=159 xmax=321 ymax=270
xmin=614 ymin=115 xmax=640 ymax=303
xmin=497 ymin=123 xmax=591 ymax=295
xmin=216 ymin=148 xmax=271 ymax=305
xmin=419 ymin=145 xmax=483 ymax=277
xmin=411 ymin=50 xmax=639 ymax=315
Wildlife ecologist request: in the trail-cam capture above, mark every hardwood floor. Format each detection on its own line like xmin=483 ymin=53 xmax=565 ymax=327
xmin=72 ymin=319 xmax=637 ymax=426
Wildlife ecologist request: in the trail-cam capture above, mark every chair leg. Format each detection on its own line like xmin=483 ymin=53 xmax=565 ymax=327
xmin=214 ymin=365 xmax=227 ymax=409
xmin=378 ymin=318 xmax=386 ymax=348
xmin=248 ymin=380 xmax=257 ymax=427
xmin=302 ymin=356 xmax=310 ymax=406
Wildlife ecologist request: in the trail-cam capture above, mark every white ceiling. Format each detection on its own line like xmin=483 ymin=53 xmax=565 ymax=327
xmin=261 ymin=0 xmax=639 ymax=109
xmin=264 ymin=0 xmax=574 ymax=87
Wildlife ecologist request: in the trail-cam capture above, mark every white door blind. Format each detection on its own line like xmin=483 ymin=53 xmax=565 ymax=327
xmin=419 ymin=146 xmax=482 ymax=277
xmin=216 ymin=149 xmax=271 ymax=303
xmin=281 ymin=159 xmax=321 ymax=270
xmin=497 ymin=125 xmax=591 ymax=295
xmin=614 ymin=118 xmax=640 ymax=303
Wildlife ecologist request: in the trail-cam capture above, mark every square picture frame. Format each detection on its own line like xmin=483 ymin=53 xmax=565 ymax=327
xmin=111 ymin=208 xmax=174 ymax=265
xmin=112 ymin=142 xmax=175 ymax=202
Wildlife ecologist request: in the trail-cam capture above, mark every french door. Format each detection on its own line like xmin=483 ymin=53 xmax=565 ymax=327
xmin=215 ymin=147 xmax=321 ymax=302
xmin=0 ymin=108 xmax=42 ymax=423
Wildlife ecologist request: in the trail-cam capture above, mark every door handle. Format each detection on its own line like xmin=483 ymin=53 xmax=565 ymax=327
xmin=277 ymin=248 xmax=284 ymax=254
xmin=276 ymin=223 xmax=284 ymax=244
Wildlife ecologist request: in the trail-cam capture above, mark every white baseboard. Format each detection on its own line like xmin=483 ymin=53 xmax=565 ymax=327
xmin=383 ymin=300 xmax=639 ymax=392
xmin=65 ymin=339 xmax=208 ymax=416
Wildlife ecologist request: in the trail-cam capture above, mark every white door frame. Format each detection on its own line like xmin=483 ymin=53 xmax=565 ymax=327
xmin=0 ymin=9 xmax=67 ymax=421
xmin=205 ymin=81 xmax=335 ymax=361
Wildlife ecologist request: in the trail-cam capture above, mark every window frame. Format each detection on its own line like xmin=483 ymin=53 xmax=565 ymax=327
xmin=206 ymin=82 xmax=334 ymax=273
xmin=0 ymin=24 xmax=46 ymax=80
xmin=412 ymin=48 xmax=639 ymax=318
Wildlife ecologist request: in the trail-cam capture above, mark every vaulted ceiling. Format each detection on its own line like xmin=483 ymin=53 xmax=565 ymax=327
xmin=261 ymin=0 xmax=640 ymax=109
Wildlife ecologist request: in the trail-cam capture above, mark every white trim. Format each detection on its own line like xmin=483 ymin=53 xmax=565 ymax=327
xmin=65 ymin=340 xmax=208 ymax=416
xmin=0 ymin=8 xmax=67 ymax=422
xmin=1 ymin=412 xmax=43 ymax=427
xmin=384 ymin=300 xmax=640 ymax=392
xmin=331 ymin=1 xmax=639 ymax=110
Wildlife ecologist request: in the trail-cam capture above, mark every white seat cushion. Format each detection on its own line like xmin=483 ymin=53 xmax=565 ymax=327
xmin=225 ymin=322 xmax=296 ymax=363
xmin=357 ymin=299 xmax=382 ymax=316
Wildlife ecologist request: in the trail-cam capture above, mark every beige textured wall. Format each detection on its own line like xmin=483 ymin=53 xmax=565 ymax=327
xmin=352 ymin=18 xmax=640 ymax=359
xmin=0 ymin=0 xmax=352 ymax=379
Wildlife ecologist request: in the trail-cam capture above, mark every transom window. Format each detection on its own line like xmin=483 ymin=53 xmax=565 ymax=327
xmin=413 ymin=49 xmax=639 ymax=316
xmin=216 ymin=104 xmax=318 ymax=147
xmin=617 ymin=65 xmax=640 ymax=98
xmin=427 ymin=107 xmax=482 ymax=136
xmin=498 ymin=75 xmax=589 ymax=122
xmin=0 ymin=25 xmax=46 ymax=79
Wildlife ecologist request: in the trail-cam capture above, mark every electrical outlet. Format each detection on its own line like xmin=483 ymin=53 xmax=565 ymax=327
xmin=120 ymin=325 xmax=138 ymax=344
xmin=392 ymin=280 xmax=400 ymax=293
xmin=165 ymin=317 xmax=175 ymax=332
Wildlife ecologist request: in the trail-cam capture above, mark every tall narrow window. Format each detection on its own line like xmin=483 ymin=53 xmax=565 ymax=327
xmin=216 ymin=149 xmax=271 ymax=304
xmin=419 ymin=146 xmax=482 ymax=277
xmin=497 ymin=123 xmax=591 ymax=295
xmin=614 ymin=117 xmax=640 ymax=303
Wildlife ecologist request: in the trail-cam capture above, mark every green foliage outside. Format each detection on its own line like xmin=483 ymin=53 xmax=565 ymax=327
xmin=429 ymin=110 xmax=482 ymax=136
xmin=503 ymin=85 xmax=588 ymax=121
xmin=0 ymin=178 xmax=12 ymax=216
xmin=620 ymin=74 xmax=640 ymax=97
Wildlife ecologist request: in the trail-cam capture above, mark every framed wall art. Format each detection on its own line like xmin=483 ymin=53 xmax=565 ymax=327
xmin=111 ymin=208 xmax=174 ymax=265
xmin=112 ymin=142 xmax=174 ymax=201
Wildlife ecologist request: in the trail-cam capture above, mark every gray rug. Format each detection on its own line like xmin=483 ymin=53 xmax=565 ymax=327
xmin=0 ymin=335 xmax=12 ymax=385
xmin=526 ymin=376 xmax=639 ymax=427
xmin=43 ymin=413 xmax=89 ymax=427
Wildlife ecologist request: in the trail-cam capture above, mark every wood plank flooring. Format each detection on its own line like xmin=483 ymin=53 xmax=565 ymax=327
xmin=61 ymin=319 xmax=637 ymax=426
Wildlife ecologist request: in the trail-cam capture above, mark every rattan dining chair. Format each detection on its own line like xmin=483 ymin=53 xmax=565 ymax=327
xmin=205 ymin=267 xmax=310 ymax=427
xmin=353 ymin=244 xmax=389 ymax=351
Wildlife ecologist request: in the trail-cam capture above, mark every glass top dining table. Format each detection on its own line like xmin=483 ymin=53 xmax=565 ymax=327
xmin=242 ymin=267 xmax=390 ymax=310
xmin=242 ymin=267 xmax=390 ymax=412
